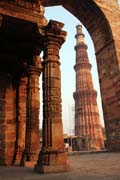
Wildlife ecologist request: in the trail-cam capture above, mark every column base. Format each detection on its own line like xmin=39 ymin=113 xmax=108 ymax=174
xmin=20 ymin=150 xmax=39 ymax=167
xmin=35 ymin=164 xmax=69 ymax=174
xmin=13 ymin=149 xmax=24 ymax=166
xmin=23 ymin=161 xmax=37 ymax=167
xmin=34 ymin=149 xmax=69 ymax=173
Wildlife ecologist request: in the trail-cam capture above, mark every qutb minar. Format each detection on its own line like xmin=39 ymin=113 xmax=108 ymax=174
xmin=73 ymin=25 xmax=104 ymax=150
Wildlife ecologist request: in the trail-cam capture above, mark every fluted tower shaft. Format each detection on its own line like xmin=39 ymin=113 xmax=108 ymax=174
xmin=73 ymin=25 xmax=104 ymax=150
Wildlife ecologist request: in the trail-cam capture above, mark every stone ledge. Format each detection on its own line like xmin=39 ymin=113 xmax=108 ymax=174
xmin=67 ymin=149 xmax=108 ymax=156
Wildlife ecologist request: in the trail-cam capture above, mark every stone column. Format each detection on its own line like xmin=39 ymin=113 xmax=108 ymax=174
xmin=22 ymin=56 xmax=42 ymax=167
xmin=35 ymin=20 xmax=68 ymax=173
xmin=0 ymin=74 xmax=16 ymax=165
xmin=13 ymin=74 xmax=27 ymax=165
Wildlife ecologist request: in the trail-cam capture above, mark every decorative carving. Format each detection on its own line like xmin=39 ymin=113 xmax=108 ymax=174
xmin=46 ymin=20 xmax=64 ymax=35
xmin=32 ymin=55 xmax=42 ymax=68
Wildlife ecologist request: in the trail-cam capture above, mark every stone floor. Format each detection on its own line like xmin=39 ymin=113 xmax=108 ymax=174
xmin=0 ymin=152 xmax=120 ymax=180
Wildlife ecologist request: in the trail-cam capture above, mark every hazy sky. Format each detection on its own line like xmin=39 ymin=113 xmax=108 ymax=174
xmin=43 ymin=6 xmax=104 ymax=134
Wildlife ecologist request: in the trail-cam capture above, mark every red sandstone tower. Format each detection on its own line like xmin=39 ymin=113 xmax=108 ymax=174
xmin=73 ymin=25 xmax=104 ymax=150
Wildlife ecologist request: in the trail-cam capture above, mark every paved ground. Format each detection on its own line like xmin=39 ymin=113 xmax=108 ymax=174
xmin=0 ymin=152 xmax=120 ymax=180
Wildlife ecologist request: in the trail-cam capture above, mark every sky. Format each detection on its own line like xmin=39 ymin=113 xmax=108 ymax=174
xmin=40 ymin=6 xmax=105 ymax=134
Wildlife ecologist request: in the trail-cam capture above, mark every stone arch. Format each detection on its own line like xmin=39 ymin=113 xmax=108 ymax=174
xmin=43 ymin=0 xmax=120 ymax=151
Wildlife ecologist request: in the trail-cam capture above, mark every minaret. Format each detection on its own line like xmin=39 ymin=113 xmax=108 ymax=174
xmin=73 ymin=25 xmax=104 ymax=150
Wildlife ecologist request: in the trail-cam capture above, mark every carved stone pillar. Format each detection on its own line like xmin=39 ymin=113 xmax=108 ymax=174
xmin=35 ymin=20 xmax=68 ymax=173
xmin=22 ymin=56 xmax=42 ymax=167
xmin=13 ymin=74 xmax=27 ymax=165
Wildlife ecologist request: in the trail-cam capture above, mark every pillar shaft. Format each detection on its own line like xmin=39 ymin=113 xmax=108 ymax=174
xmin=22 ymin=58 xmax=42 ymax=167
xmin=13 ymin=75 xmax=27 ymax=165
xmin=35 ymin=20 xmax=68 ymax=173
xmin=42 ymin=48 xmax=64 ymax=151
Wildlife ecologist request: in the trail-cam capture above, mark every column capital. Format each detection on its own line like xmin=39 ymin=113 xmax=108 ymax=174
xmin=42 ymin=20 xmax=67 ymax=62
xmin=43 ymin=20 xmax=67 ymax=48
xmin=27 ymin=65 xmax=42 ymax=76
xmin=27 ymin=55 xmax=42 ymax=76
